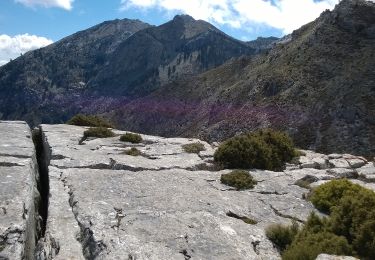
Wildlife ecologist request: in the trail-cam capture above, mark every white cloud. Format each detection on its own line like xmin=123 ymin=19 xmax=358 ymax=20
xmin=0 ymin=34 xmax=53 ymax=66
xmin=121 ymin=0 xmax=340 ymax=34
xmin=15 ymin=0 xmax=74 ymax=10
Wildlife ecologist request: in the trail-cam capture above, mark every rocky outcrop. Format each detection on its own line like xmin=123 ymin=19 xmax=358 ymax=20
xmin=1 ymin=121 xmax=374 ymax=259
xmin=33 ymin=124 xmax=375 ymax=259
xmin=0 ymin=121 xmax=41 ymax=259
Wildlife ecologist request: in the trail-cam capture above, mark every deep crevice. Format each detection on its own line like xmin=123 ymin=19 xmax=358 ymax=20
xmin=32 ymin=127 xmax=50 ymax=237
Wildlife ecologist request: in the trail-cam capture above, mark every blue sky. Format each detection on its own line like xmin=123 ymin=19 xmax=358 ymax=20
xmin=0 ymin=0 xmax=340 ymax=65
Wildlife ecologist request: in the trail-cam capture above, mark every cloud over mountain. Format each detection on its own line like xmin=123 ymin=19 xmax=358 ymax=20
xmin=121 ymin=0 xmax=339 ymax=34
xmin=0 ymin=34 xmax=53 ymax=66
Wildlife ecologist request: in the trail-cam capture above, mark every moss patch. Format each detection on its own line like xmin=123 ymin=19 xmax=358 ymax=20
xmin=182 ymin=142 xmax=206 ymax=153
xmin=120 ymin=133 xmax=143 ymax=143
xmin=125 ymin=147 xmax=142 ymax=156
xmin=83 ymin=127 xmax=115 ymax=138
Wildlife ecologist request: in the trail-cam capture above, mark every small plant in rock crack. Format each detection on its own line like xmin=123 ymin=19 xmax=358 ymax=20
xmin=124 ymin=147 xmax=142 ymax=156
xmin=182 ymin=142 xmax=206 ymax=154
xmin=226 ymin=211 xmax=258 ymax=225
xmin=220 ymin=170 xmax=257 ymax=190
xmin=83 ymin=127 xmax=115 ymax=138
xmin=120 ymin=133 xmax=143 ymax=143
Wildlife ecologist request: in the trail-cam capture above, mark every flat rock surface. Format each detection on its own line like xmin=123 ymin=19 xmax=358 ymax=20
xmin=0 ymin=121 xmax=39 ymax=259
xmin=1 ymin=122 xmax=374 ymax=259
xmin=39 ymin=124 xmax=318 ymax=259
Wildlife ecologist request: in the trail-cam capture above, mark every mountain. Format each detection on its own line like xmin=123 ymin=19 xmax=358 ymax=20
xmin=107 ymin=0 xmax=375 ymax=157
xmin=0 ymin=15 xmax=258 ymax=124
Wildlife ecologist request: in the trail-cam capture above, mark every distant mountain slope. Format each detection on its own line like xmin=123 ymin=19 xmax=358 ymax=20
xmin=109 ymin=0 xmax=375 ymax=156
xmin=0 ymin=15 xmax=258 ymax=124
xmin=89 ymin=15 xmax=255 ymax=96
xmin=0 ymin=18 xmax=152 ymax=123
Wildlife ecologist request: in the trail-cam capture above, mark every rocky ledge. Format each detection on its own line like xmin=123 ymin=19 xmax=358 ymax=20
xmin=0 ymin=122 xmax=374 ymax=259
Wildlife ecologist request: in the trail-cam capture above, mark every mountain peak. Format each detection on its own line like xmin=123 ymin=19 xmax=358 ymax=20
xmin=173 ymin=14 xmax=196 ymax=23
xmin=330 ymin=0 xmax=375 ymax=37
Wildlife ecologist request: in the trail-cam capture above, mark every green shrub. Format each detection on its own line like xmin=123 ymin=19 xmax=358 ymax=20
xmin=272 ymin=180 xmax=375 ymax=260
xmin=120 ymin=133 xmax=143 ymax=143
xmin=214 ymin=129 xmax=297 ymax=171
xmin=83 ymin=127 xmax=115 ymax=138
xmin=310 ymin=179 xmax=362 ymax=214
xmin=220 ymin=170 xmax=257 ymax=190
xmin=282 ymin=231 xmax=353 ymax=260
xmin=67 ymin=114 xmax=113 ymax=128
xmin=327 ymin=185 xmax=375 ymax=258
xmin=266 ymin=222 xmax=299 ymax=252
xmin=125 ymin=147 xmax=142 ymax=156
xmin=182 ymin=142 xmax=206 ymax=153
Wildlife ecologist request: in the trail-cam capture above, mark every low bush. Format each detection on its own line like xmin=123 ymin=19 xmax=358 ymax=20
xmin=120 ymin=133 xmax=143 ymax=143
xmin=266 ymin=222 xmax=299 ymax=252
xmin=83 ymin=127 xmax=115 ymax=138
xmin=310 ymin=179 xmax=362 ymax=214
xmin=67 ymin=114 xmax=113 ymax=128
xmin=220 ymin=170 xmax=257 ymax=190
xmin=267 ymin=180 xmax=375 ymax=260
xmin=282 ymin=231 xmax=353 ymax=260
xmin=214 ymin=129 xmax=297 ymax=171
xmin=125 ymin=147 xmax=142 ymax=156
xmin=182 ymin=142 xmax=206 ymax=153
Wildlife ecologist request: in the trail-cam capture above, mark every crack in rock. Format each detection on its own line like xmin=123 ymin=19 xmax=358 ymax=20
xmin=0 ymin=162 xmax=24 ymax=167
xmin=0 ymin=153 xmax=30 ymax=159
xmin=60 ymin=176 xmax=107 ymax=259
xmin=251 ymin=240 xmax=260 ymax=255
xmin=258 ymin=198 xmax=304 ymax=223
xmin=179 ymin=249 xmax=192 ymax=260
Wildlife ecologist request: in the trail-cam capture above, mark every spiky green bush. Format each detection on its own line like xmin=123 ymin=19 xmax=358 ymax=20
xmin=214 ymin=129 xmax=297 ymax=171
xmin=67 ymin=114 xmax=113 ymax=128
xmin=220 ymin=170 xmax=257 ymax=190
xmin=120 ymin=133 xmax=143 ymax=143
xmin=83 ymin=127 xmax=115 ymax=138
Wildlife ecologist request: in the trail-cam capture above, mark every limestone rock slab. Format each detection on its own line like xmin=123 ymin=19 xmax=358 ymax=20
xmin=0 ymin=121 xmax=40 ymax=260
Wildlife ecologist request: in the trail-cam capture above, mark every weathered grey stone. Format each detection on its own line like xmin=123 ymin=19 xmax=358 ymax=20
xmin=297 ymin=150 xmax=328 ymax=169
xmin=2 ymin=122 xmax=369 ymax=259
xmin=357 ymin=163 xmax=375 ymax=178
xmin=346 ymin=158 xmax=366 ymax=169
xmin=329 ymin=159 xmax=350 ymax=168
xmin=315 ymin=254 xmax=359 ymax=260
xmin=328 ymin=154 xmax=342 ymax=159
xmin=39 ymin=124 xmax=329 ymax=259
xmin=0 ymin=121 xmax=41 ymax=260
xmin=327 ymin=168 xmax=358 ymax=178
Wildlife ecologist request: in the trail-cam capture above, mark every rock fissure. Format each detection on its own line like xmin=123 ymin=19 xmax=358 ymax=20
xmin=32 ymin=127 xmax=51 ymax=237
xmin=60 ymin=176 xmax=107 ymax=259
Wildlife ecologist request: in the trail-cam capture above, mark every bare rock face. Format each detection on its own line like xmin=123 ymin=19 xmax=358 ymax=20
xmin=1 ymin=121 xmax=374 ymax=259
xmin=0 ymin=121 xmax=41 ymax=259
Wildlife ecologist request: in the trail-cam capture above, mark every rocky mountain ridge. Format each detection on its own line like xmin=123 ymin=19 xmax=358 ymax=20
xmin=0 ymin=15 xmax=266 ymax=125
xmin=108 ymin=0 xmax=375 ymax=157
xmin=1 ymin=121 xmax=374 ymax=259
